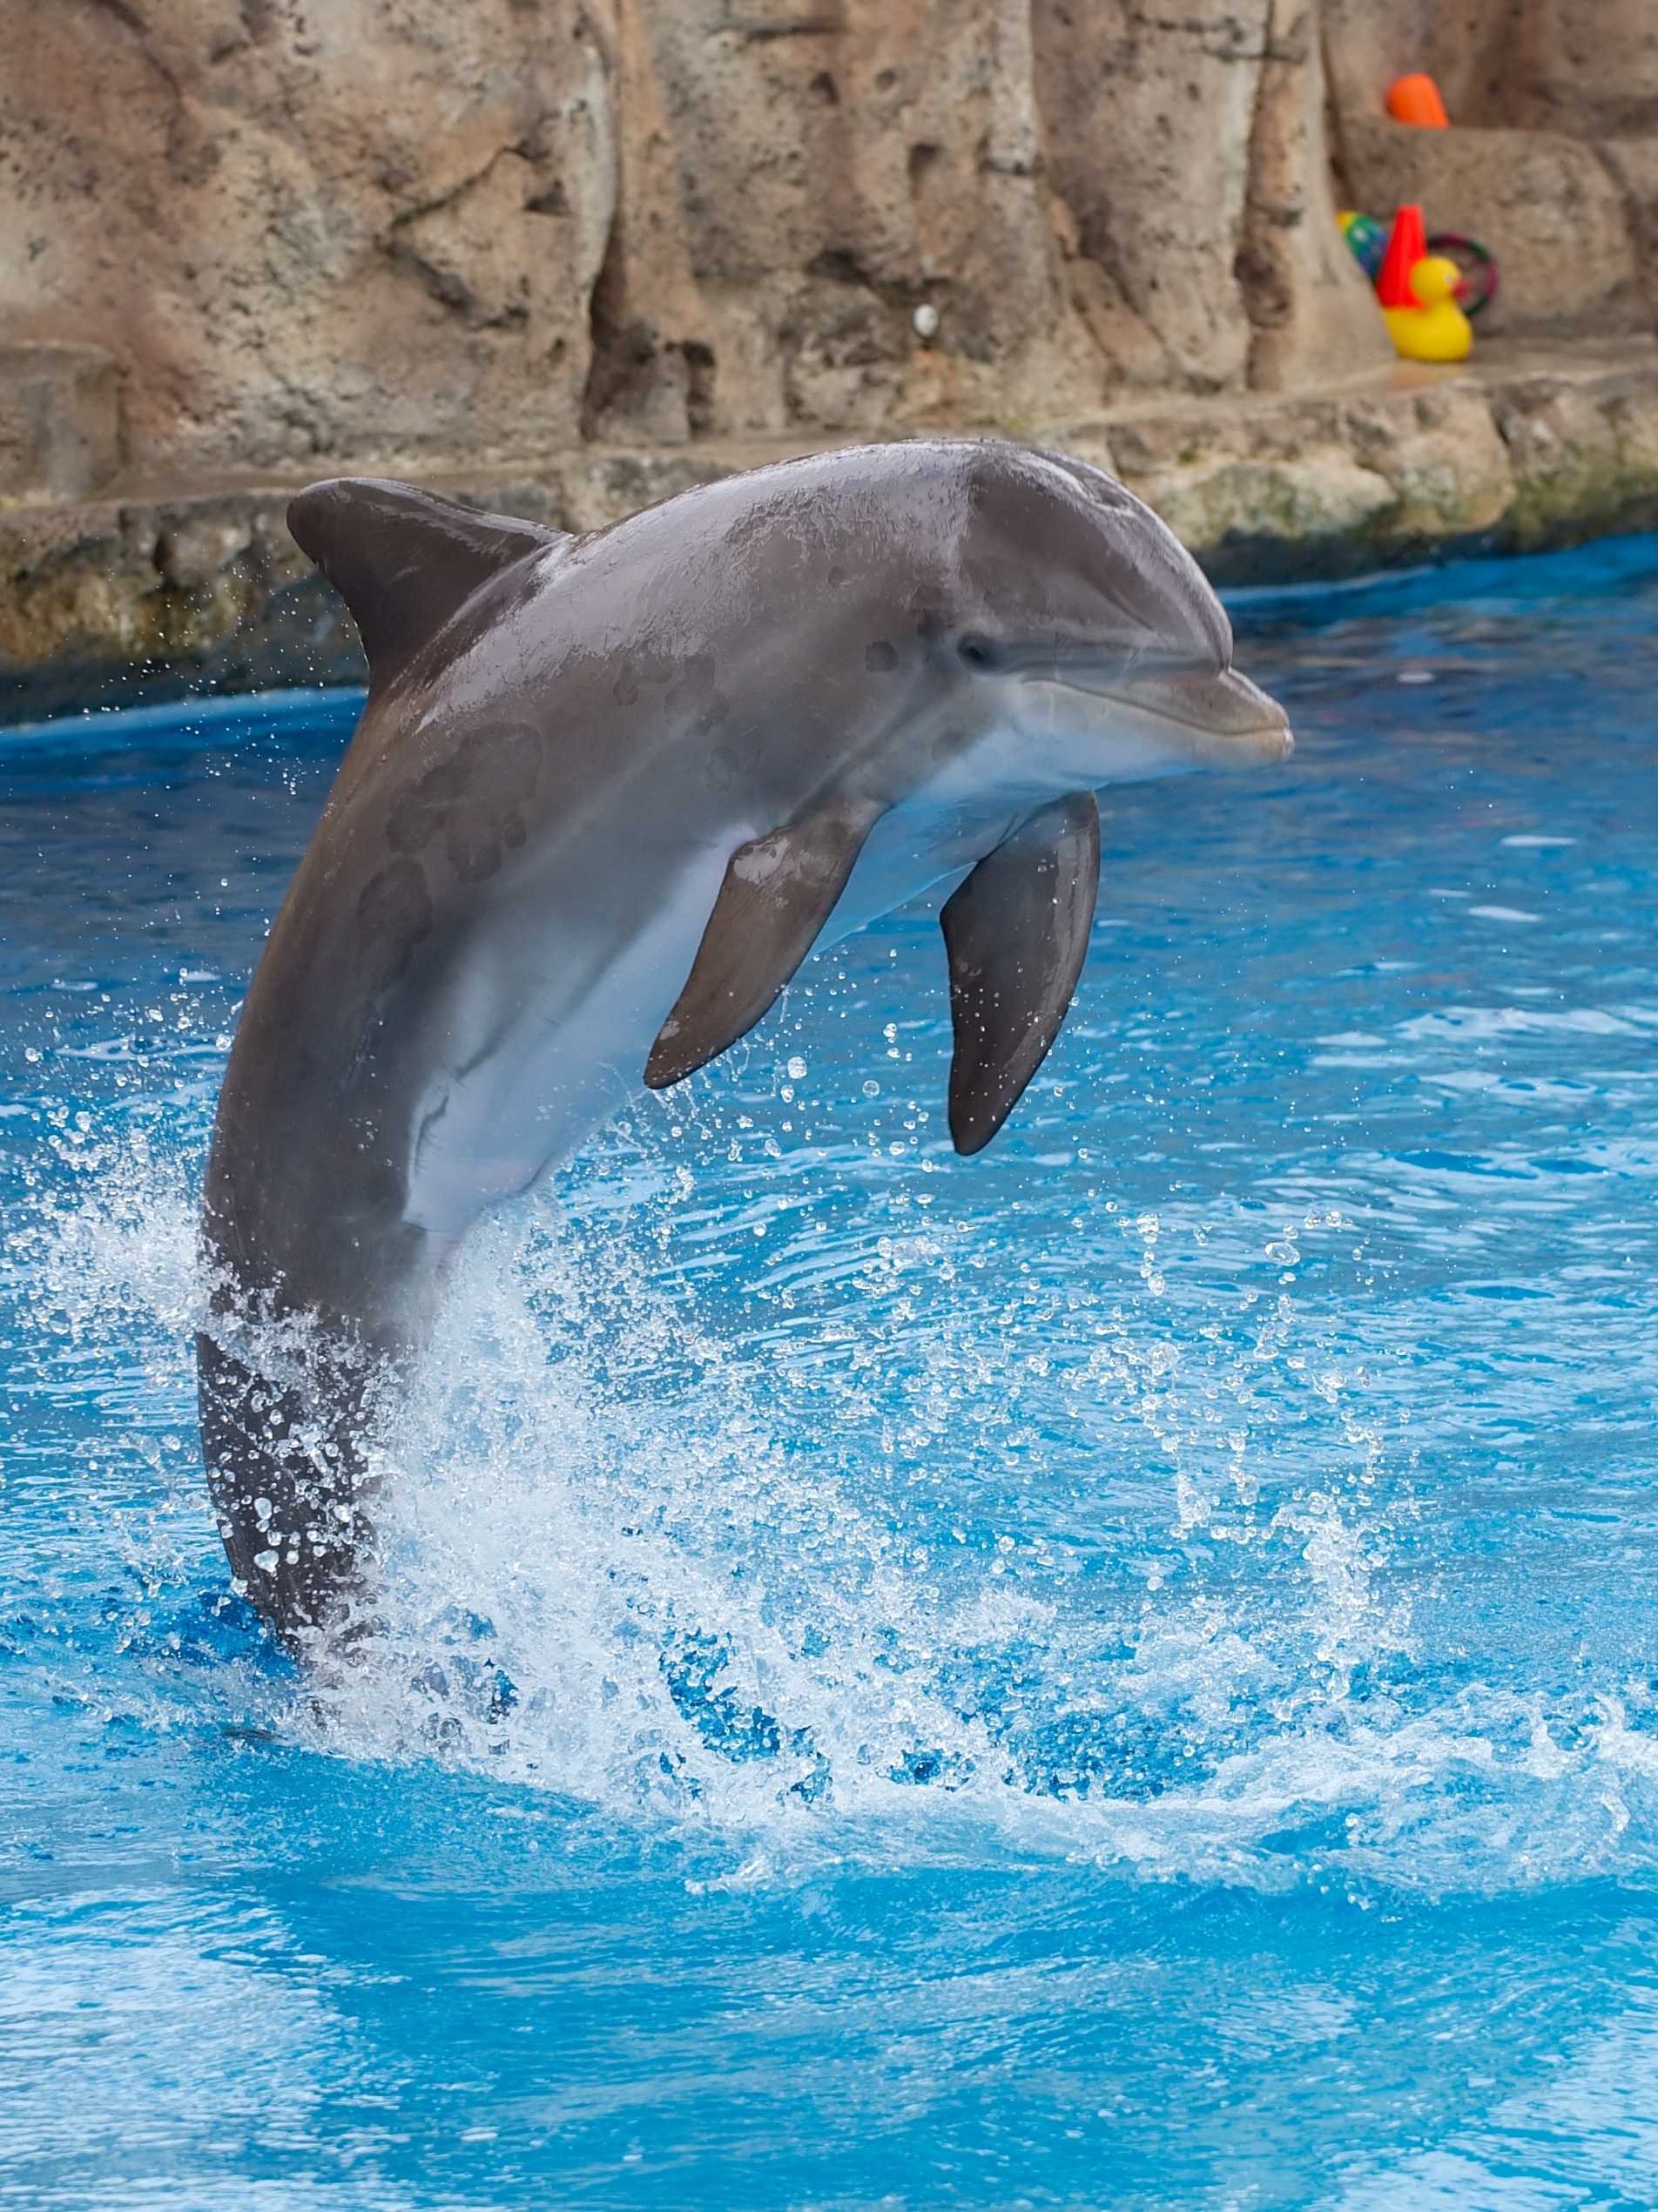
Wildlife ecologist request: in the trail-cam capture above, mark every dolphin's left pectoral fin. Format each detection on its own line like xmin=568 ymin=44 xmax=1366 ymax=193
xmin=645 ymin=797 xmax=884 ymax=1089
xmin=941 ymin=791 xmax=1101 ymax=1156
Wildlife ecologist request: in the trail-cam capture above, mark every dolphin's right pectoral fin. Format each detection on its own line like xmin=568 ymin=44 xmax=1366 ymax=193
xmin=288 ymin=478 xmax=569 ymax=695
xmin=645 ymin=799 xmax=884 ymax=1089
xmin=941 ymin=791 xmax=1101 ymax=1156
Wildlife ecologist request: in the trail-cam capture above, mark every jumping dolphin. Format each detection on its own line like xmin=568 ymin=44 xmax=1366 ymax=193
xmin=199 ymin=440 xmax=1291 ymax=1643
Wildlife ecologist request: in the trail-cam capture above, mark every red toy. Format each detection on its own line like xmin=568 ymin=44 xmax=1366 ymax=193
xmin=1376 ymin=204 xmax=1429 ymax=309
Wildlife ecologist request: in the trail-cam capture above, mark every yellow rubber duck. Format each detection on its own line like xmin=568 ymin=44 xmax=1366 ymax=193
xmin=1383 ymin=254 xmax=1473 ymax=363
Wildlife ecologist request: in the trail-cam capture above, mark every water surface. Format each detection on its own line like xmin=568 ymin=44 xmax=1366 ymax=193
xmin=6 ymin=544 xmax=1658 ymax=2208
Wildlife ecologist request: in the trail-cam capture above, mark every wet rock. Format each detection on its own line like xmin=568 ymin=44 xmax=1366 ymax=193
xmin=1100 ymin=375 xmax=1515 ymax=582
xmin=1486 ymin=361 xmax=1658 ymax=547
xmin=156 ymin=503 xmax=258 ymax=592
xmin=1111 ymin=415 xmax=1399 ymax=563
xmin=1345 ymin=383 xmax=1517 ymax=543
xmin=0 ymin=491 xmax=359 ymax=723
xmin=10 ymin=345 xmax=1658 ymax=718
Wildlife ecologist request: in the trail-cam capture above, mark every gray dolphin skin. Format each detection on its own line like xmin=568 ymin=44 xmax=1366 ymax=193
xmin=198 ymin=439 xmax=1291 ymax=1645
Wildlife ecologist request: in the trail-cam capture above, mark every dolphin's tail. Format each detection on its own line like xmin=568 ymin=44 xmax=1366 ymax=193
xmin=197 ymin=1329 xmax=382 ymax=1649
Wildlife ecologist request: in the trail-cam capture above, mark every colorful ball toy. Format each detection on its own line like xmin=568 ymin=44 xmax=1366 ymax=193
xmin=1338 ymin=210 xmax=1389 ymax=284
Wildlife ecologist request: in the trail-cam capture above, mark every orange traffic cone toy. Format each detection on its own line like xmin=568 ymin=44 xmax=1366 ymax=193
xmin=1386 ymin=74 xmax=1451 ymax=127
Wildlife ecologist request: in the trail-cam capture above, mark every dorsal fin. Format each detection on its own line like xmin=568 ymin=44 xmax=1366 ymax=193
xmin=287 ymin=477 xmax=568 ymax=694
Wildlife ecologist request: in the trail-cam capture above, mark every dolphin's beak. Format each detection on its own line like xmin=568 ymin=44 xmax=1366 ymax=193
xmin=1116 ymin=665 xmax=1294 ymax=765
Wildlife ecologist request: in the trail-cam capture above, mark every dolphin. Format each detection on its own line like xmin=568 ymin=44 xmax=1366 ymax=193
xmin=198 ymin=439 xmax=1291 ymax=1644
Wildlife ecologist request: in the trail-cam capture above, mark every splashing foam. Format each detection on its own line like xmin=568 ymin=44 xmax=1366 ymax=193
xmin=316 ymin=1202 xmax=1025 ymax=1833
xmin=299 ymin=1185 xmax=1433 ymax=1875
xmin=28 ymin=1124 xmax=1658 ymax=1892
xmin=31 ymin=1119 xmax=201 ymax=1359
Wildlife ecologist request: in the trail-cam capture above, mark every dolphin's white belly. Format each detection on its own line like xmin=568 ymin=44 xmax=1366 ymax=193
xmin=401 ymin=833 xmax=752 ymax=1238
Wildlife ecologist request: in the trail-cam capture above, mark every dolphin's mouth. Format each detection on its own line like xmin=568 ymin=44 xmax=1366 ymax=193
xmin=1130 ymin=666 xmax=1295 ymax=765
xmin=1035 ymin=662 xmax=1295 ymax=765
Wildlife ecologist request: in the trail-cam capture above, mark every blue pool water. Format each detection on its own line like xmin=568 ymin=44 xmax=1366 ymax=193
xmin=7 ymin=536 xmax=1658 ymax=2208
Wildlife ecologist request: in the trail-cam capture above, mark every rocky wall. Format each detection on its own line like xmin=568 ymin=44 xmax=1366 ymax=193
xmin=0 ymin=0 xmax=620 ymax=478
xmin=633 ymin=0 xmax=1108 ymax=435
xmin=3 ymin=0 xmax=1399 ymax=489
xmin=1033 ymin=0 xmax=1382 ymax=396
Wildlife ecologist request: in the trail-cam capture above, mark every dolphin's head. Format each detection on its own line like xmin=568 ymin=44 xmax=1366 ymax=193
xmin=943 ymin=446 xmax=1291 ymax=779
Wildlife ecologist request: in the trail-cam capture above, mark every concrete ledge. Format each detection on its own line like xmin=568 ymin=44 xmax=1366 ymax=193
xmin=1095 ymin=342 xmax=1658 ymax=583
xmin=5 ymin=341 xmax=1658 ymax=724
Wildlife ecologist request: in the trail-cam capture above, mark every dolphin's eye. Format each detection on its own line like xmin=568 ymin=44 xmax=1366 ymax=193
xmin=957 ymin=633 xmax=997 ymax=670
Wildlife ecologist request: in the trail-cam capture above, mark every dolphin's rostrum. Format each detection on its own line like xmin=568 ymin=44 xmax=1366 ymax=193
xmin=198 ymin=441 xmax=1291 ymax=1645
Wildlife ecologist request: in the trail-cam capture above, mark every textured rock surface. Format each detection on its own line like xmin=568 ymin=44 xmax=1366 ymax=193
xmin=2 ymin=0 xmax=1393 ymax=477
xmin=1600 ymin=139 xmax=1658 ymax=325
xmin=0 ymin=490 xmax=353 ymax=722
xmin=1032 ymin=1 xmax=1265 ymax=393
xmin=1237 ymin=1 xmax=1392 ymax=389
xmin=1499 ymin=2 xmax=1658 ymax=139
xmin=0 ymin=0 xmax=619 ymax=475
xmin=1099 ymin=378 xmax=1520 ymax=575
xmin=1105 ymin=347 xmax=1658 ymax=573
xmin=1031 ymin=0 xmax=1389 ymax=395
xmin=638 ymin=0 xmax=1108 ymax=434
xmin=581 ymin=0 xmax=713 ymax=444
xmin=0 ymin=343 xmax=118 ymax=502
